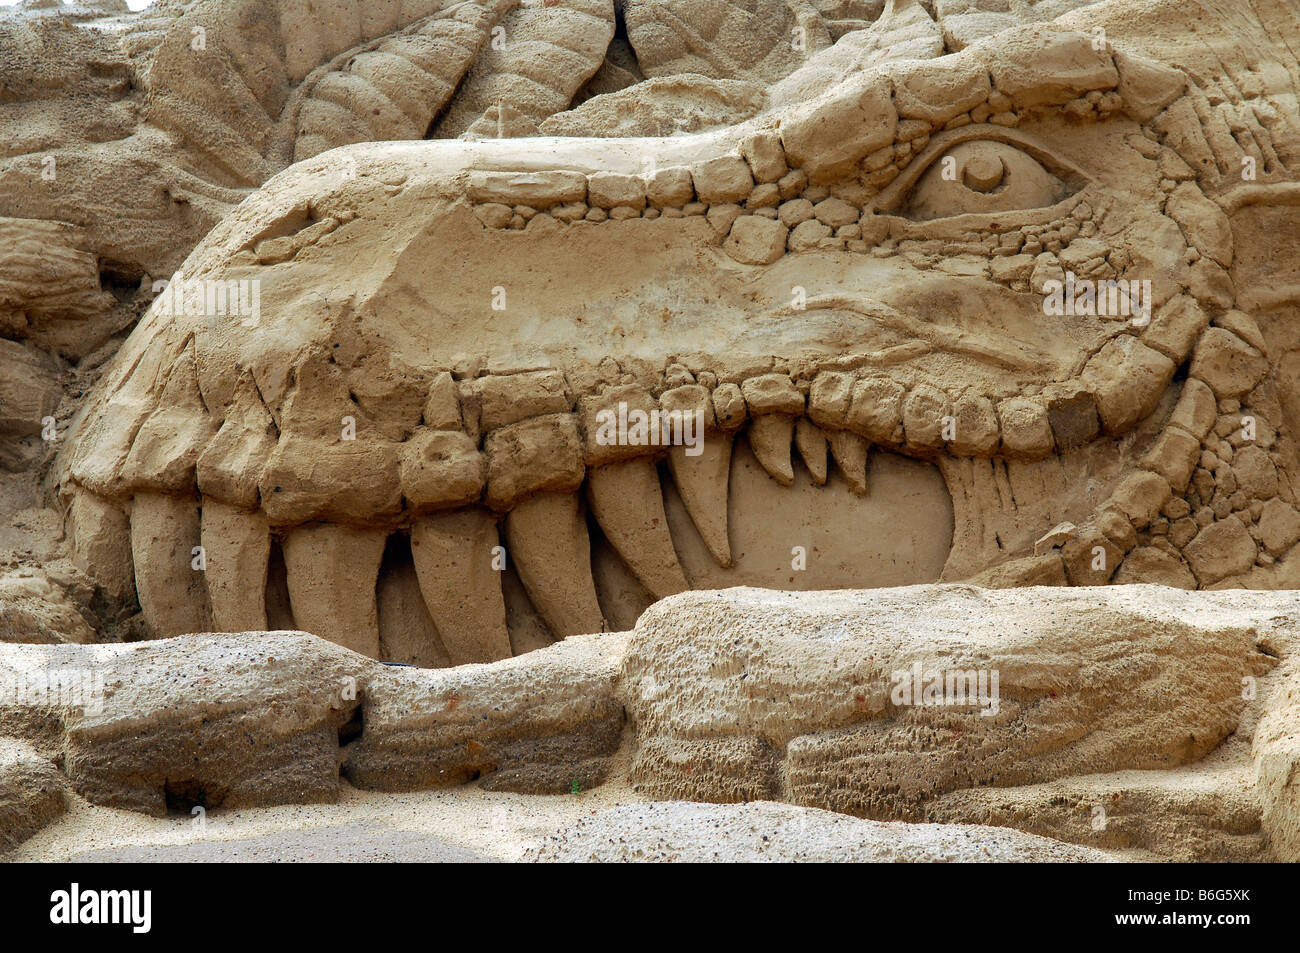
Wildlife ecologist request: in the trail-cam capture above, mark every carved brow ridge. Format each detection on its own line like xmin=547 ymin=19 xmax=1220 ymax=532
xmin=777 ymin=26 xmax=1184 ymax=186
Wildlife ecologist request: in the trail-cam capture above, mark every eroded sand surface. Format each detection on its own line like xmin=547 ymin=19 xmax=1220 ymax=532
xmin=12 ymin=781 xmax=1144 ymax=863
xmin=13 ymin=781 xmax=646 ymax=863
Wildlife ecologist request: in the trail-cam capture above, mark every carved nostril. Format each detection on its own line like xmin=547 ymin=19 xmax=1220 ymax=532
xmin=962 ymin=155 xmax=1005 ymax=193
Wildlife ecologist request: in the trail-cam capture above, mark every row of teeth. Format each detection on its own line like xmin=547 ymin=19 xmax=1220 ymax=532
xmin=466 ymin=129 xmax=799 ymax=215
xmin=65 ymin=427 xmax=741 ymax=667
xmin=63 ymin=320 xmax=1270 ymax=665
xmin=68 ymin=358 xmax=1156 ymax=527
xmin=897 ymin=199 xmax=1107 ymax=284
xmin=467 ymin=123 xmax=1076 ymax=264
xmin=58 ymin=351 xmax=1156 ymax=661
xmin=61 ymin=303 xmax=1261 ymax=659
xmin=56 ymin=31 xmax=1185 ymax=658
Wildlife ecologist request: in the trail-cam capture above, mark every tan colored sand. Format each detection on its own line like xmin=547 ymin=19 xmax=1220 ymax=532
xmin=12 ymin=779 xmax=1153 ymax=863
xmin=11 ymin=778 xmax=650 ymax=863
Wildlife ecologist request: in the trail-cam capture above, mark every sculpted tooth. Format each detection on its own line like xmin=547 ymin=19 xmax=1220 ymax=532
xmin=464 ymin=369 xmax=570 ymax=432
xmin=667 ymin=435 xmax=734 ymax=568
xmin=196 ymin=372 xmax=276 ymax=510
xmin=711 ymin=382 xmax=748 ymax=431
xmin=588 ymin=459 xmax=689 ymax=600
xmin=504 ymin=492 xmax=605 ymax=638
xmin=410 ymin=509 xmax=512 ymax=664
xmin=997 ymin=396 xmax=1054 ymax=460
xmin=579 ymin=384 xmax=661 ymax=467
xmin=795 ymin=418 xmax=829 ymax=486
xmin=120 ymin=344 xmax=216 ymax=495
xmin=282 ymin=523 xmax=387 ymax=657
xmin=741 ymin=374 xmax=803 ymax=488
xmin=200 ymin=501 xmax=270 ymax=632
xmin=377 ymin=542 xmax=451 ymax=669
xmin=748 ymin=415 xmax=796 ymax=486
xmin=828 ymin=431 xmax=870 ymax=495
xmin=130 ymin=493 xmax=208 ymax=638
xmin=741 ymin=373 xmax=805 ymax=417
xmin=1083 ymin=335 xmax=1176 ymax=436
xmin=68 ymin=489 xmax=135 ymax=603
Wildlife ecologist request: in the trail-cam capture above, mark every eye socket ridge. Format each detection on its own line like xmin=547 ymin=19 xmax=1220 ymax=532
xmin=870 ymin=125 xmax=1091 ymax=220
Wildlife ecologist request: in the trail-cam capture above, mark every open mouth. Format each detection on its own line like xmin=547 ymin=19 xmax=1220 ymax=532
xmin=50 ymin=20 xmax=1279 ymax=667
xmin=56 ymin=316 xmax=1179 ymax=667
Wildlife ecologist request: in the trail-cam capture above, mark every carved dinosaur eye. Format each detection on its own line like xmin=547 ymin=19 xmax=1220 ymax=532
xmin=904 ymin=141 xmax=1071 ymax=221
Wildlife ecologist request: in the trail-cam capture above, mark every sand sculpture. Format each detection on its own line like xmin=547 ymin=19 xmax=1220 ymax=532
xmin=2 ymin=0 xmax=1300 ymax=861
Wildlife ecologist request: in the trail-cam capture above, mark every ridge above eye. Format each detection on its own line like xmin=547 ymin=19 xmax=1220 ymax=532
xmin=903 ymin=140 xmax=1072 ymax=222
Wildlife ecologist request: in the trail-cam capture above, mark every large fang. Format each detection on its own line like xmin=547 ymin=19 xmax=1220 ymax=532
xmin=130 ymin=492 xmax=208 ymax=638
xmin=828 ymin=431 xmax=870 ymax=495
xmin=588 ymin=459 xmax=689 ymax=600
xmin=200 ymin=501 xmax=270 ymax=632
xmin=504 ymin=492 xmax=605 ymax=638
xmin=667 ymin=436 xmax=733 ymax=568
xmin=410 ymin=509 xmax=512 ymax=665
xmin=282 ymin=523 xmax=386 ymax=657
xmin=748 ymin=415 xmax=795 ymax=486
xmin=377 ymin=545 xmax=451 ymax=668
xmin=795 ymin=418 xmax=829 ymax=486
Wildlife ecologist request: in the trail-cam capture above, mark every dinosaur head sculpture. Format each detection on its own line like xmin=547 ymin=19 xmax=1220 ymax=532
xmin=50 ymin=0 xmax=1300 ymax=664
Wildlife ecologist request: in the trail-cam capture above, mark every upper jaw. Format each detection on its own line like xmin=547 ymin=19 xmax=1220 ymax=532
xmin=58 ymin=154 xmax=1165 ymax=524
